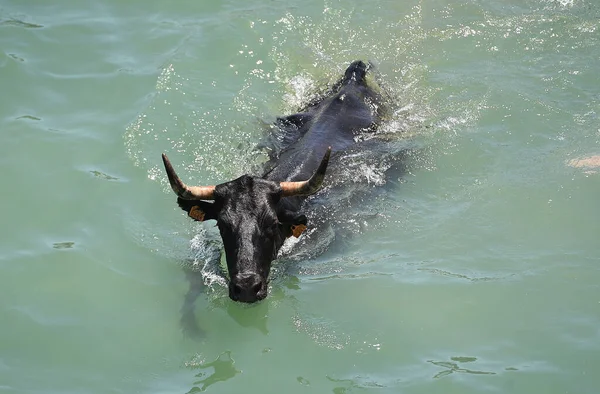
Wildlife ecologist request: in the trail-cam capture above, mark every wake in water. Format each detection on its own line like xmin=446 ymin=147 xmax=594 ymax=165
xmin=122 ymin=1 xmax=473 ymax=336
xmin=176 ymin=60 xmax=416 ymax=336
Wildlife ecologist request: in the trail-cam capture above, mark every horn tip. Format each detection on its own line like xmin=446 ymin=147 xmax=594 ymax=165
xmin=162 ymin=153 xmax=175 ymax=173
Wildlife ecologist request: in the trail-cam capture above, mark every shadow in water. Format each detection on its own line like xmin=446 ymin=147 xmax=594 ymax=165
xmin=180 ymin=268 xmax=207 ymax=340
xmin=180 ymin=266 xmax=271 ymax=338
xmin=224 ymin=298 xmax=270 ymax=335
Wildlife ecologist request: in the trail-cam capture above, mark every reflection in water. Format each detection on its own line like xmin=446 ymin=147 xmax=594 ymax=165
xmin=225 ymin=299 xmax=269 ymax=335
xmin=428 ymin=357 xmax=495 ymax=379
xmin=186 ymin=351 xmax=241 ymax=393
xmin=180 ymin=268 xmax=206 ymax=340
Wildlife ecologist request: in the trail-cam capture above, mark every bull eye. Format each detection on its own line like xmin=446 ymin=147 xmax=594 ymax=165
xmin=217 ymin=219 xmax=232 ymax=235
xmin=264 ymin=220 xmax=279 ymax=237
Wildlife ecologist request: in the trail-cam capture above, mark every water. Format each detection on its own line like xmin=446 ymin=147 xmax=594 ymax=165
xmin=1 ymin=0 xmax=599 ymax=392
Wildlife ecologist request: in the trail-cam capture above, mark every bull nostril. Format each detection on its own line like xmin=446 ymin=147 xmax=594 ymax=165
xmin=252 ymin=282 xmax=262 ymax=295
xmin=233 ymin=284 xmax=243 ymax=295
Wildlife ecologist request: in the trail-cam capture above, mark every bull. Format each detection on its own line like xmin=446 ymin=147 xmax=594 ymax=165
xmin=162 ymin=60 xmax=387 ymax=303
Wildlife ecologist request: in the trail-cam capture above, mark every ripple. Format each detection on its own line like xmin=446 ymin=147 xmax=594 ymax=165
xmin=52 ymin=241 xmax=75 ymax=249
xmin=451 ymin=356 xmax=478 ymax=363
xmin=186 ymin=351 xmax=241 ymax=392
xmin=326 ymin=375 xmax=386 ymax=390
xmin=7 ymin=53 xmax=24 ymax=62
xmin=417 ymin=267 xmax=516 ymax=282
xmin=292 ymin=314 xmax=350 ymax=350
xmin=11 ymin=305 xmax=78 ymax=327
xmin=89 ymin=170 xmax=119 ymax=181
xmin=16 ymin=114 xmax=40 ymax=121
xmin=0 ymin=18 xmax=43 ymax=29
xmin=428 ymin=358 xmax=496 ymax=378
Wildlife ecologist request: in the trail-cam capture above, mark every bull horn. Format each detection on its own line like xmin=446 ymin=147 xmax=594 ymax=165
xmin=162 ymin=154 xmax=216 ymax=200
xmin=280 ymin=147 xmax=331 ymax=197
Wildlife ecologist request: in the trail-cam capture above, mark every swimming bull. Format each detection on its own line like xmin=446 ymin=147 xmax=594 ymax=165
xmin=162 ymin=60 xmax=386 ymax=303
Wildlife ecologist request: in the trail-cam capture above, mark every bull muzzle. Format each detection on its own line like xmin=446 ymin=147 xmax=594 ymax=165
xmin=229 ymin=272 xmax=267 ymax=303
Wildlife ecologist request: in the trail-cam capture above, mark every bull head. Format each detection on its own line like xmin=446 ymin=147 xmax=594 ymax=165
xmin=162 ymin=148 xmax=331 ymax=303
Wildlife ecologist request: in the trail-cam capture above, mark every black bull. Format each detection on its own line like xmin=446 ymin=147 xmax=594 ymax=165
xmin=162 ymin=60 xmax=390 ymax=304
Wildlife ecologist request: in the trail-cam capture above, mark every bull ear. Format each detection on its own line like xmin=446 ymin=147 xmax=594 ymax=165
xmin=277 ymin=210 xmax=308 ymax=238
xmin=177 ymin=198 xmax=219 ymax=222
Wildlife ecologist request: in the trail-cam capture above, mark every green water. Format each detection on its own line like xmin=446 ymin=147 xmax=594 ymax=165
xmin=1 ymin=0 xmax=599 ymax=392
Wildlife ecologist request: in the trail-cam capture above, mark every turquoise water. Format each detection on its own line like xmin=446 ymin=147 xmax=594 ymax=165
xmin=1 ymin=0 xmax=599 ymax=392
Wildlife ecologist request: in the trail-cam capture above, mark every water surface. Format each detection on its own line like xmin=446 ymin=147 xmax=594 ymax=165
xmin=1 ymin=0 xmax=599 ymax=393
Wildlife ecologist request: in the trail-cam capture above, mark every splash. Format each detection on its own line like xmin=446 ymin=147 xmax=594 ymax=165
xmin=189 ymin=230 xmax=227 ymax=288
xmin=122 ymin=0 xmax=475 ymax=278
